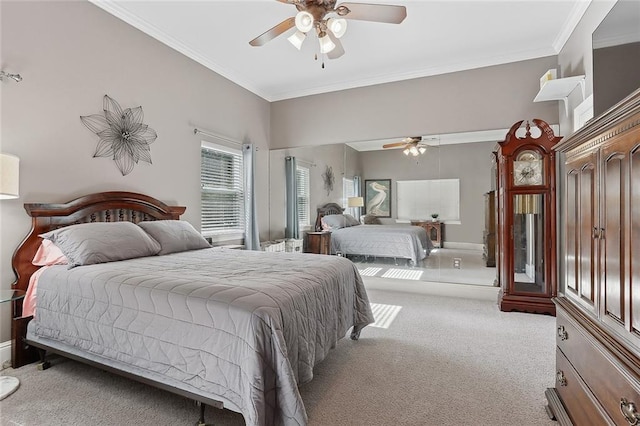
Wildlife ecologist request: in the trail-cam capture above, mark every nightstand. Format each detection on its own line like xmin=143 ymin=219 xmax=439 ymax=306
xmin=411 ymin=220 xmax=443 ymax=248
xmin=305 ymin=232 xmax=331 ymax=255
xmin=1 ymin=289 xmax=26 ymax=400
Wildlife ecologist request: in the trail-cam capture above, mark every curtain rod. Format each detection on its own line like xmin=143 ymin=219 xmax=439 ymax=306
xmin=194 ymin=128 xmax=242 ymax=147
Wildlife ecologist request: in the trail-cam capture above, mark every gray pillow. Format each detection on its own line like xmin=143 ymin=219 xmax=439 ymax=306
xmin=40 ymin=222 xmax=161 ymax=268
xmin=138 ymin=220 xmax=211 ymax=255
xmin=343 ymin=214 xmax=360 ymax=227
xmin=363 ymin=214 xmax=382 ymax=225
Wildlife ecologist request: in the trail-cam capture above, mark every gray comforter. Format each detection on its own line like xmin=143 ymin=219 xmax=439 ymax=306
xmin=27 ymin=248 xmax=374 ymax=425
xmin=330 ymin=224 xmax=433 ymax=264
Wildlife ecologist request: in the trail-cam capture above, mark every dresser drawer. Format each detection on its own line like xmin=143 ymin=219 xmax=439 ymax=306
xmin=555 ymin=349 xmax=614 ymax=426
xmin=557 ymin=311 xmax=640 ymax=425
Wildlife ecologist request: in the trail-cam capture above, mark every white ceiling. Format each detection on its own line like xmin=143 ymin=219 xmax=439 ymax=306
xmin=92 ymin=0 xmax=592 ymax=102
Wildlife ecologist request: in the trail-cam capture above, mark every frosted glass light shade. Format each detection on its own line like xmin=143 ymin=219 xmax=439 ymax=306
xmin=319 ymin=34 xmax=335 ymax=53
xmin=295 ymin=11 xmax=314 ymax=32
xmin=0 ymin=153 xmax=19 ymax=199
xmin=287 ymin=31 xmax=306 ymax=50
xmin=327 ymin=18 xmax=347 ymax=38
xmin=418 ymin=146 xmax=427 ymax=154
xmin=347 ymin=197 xmax=364 ymax=207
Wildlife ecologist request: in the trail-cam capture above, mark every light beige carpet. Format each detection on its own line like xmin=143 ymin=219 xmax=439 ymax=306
xmin=0 ymin=277 xmax=555 ymax=426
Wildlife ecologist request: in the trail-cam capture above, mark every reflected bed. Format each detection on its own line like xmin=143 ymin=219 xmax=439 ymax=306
xmin=315 ymin=203 xmax=433 ymax=265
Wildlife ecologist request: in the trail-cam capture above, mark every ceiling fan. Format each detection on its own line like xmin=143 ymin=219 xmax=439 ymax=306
xmin=249 ymin=1 xmax=407 ymax=60
xmin=383 ymin=136 xmax=430 ymax=156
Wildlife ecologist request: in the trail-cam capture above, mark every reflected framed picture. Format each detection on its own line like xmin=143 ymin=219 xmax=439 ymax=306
xmin=364 ymin=179 xmax=391 ymax=217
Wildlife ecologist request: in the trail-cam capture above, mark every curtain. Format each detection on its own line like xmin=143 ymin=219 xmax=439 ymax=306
xmin=285 ymin=156 xmax=299 ymax=239
xmin=243 ymin=143 xmax=260 ymax=250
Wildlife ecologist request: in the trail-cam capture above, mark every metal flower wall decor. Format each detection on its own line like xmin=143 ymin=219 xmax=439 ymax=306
xmin=322 ymin=165 xmax=335 ymax=196
xmin=81 ymin=95 xmax=157 ymax=176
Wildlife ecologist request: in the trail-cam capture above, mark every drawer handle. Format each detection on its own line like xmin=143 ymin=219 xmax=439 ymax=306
xmin=620 ymin=398 xmax=640 ymax=425
xmin=557 ymin=326 xmax=568 ymax=341
xmin=556 ymin=371 xmax=567 ymax=386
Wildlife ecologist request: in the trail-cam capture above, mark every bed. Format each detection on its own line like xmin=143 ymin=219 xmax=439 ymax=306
xmin=10 ymin=192 xmax=374 ymax=426
xmin=315 ymin=203 xmax=433 ymax=265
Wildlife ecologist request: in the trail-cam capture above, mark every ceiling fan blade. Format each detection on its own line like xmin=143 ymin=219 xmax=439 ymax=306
xmin=337 ymin=2 xmax=407 ymax=24
xmin=382 ymin=142 xmax=408 ymax=149
xmin=327 ymin=34 xmax=345 ymax=59
xmin=249 ymin=17 xmax=296 ymax=47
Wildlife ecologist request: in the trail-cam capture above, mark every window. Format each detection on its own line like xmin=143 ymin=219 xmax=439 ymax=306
xmin=343 ymin=177 xmax=356 ymax=217
xmin=396 ymin=179 xmax=460 ymax=223
xmin=201 ymin=143 xmax=244 ymax=237
xmin=296 ymin=165 xmax=310 ymax=227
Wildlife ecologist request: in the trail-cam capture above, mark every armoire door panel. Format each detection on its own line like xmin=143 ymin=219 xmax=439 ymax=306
xmin=602 ymin=153 xmax=625 ymax=325
xmin=630 ymin=146 xmax=640 ymax=334
xmin=579 ymin=164 xmax=597 ymax=306
xmin=566 ymin=170 xmax=578 ymax=296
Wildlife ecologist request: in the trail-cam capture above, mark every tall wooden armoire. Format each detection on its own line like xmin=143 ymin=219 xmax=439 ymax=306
xmin=546 ymin=90 xmax=640 ymax=425
xmin=496 ymin=119 xmax=561 ymax=315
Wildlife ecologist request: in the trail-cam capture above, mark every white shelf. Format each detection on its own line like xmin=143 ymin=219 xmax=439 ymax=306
xmin=533 ymin=75 xmax=585 ymax=115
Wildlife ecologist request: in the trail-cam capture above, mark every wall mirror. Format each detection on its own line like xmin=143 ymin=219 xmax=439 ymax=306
xmin=268 ymin=129 xmax=506 ymax=287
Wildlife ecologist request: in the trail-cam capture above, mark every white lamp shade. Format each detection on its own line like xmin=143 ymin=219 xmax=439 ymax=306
xmin=0 ymin=153 xmax=19 ymax=199
xmin=294 ymin=11 xmax=314 ymax=32
xmin=319 ymin=34 xmax=336 ymax=53
xmin=347 ymin=196 xmax=364 ymax=207
xmin=327 ymin=18 xmax=347 ymax=38
xmin=287 ymin=30 xmax=306 ymax=50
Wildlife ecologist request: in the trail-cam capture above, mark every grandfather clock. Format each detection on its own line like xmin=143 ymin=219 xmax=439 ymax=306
xmin=496 ymin=119 xmax=561 ymax=315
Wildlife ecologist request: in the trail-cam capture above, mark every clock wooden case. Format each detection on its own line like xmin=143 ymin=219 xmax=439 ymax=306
xmin=496 ymin=119 xmax=561 ymax=315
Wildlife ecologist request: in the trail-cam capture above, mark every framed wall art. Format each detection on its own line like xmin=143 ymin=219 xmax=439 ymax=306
xmin=364 ymin=179 xmax=391 ymax=217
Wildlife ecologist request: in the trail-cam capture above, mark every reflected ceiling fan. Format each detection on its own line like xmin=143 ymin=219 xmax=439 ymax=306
xmin=249 ymin=1 xmax=407 ymax=60
xmin=383 ymin=136 xmax=431 ymax=156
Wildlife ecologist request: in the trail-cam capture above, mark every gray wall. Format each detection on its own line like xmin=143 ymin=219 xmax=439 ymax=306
xmin=557 ymin=0 xmax=617 ymax=135
xmin=593 ymin=42 xmax=640 ymax=117
xmin=359 ymin=141 xmax=496 ymax=244
xmin=0 ymin=1 xmax=271 ymax=342
xmin=270 ymin=56 xmax=560 ymax=149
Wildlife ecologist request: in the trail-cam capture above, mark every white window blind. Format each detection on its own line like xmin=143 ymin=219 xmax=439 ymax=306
xmin=297 ymin=165 xmax=310 ymax=226
xmin=343 ymin=177 xmax=356 ymax=217
xmin=396 ymin=179 xmax=460 ymax=223
xmin=201 ymin=143 xmax=244 ymax=235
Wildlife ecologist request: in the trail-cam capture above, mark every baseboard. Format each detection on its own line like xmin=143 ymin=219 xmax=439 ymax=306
xmin=0 ymin=340 xmax=11 ymax=368
xmin=442 ymin=242 xmax=484 ymax=251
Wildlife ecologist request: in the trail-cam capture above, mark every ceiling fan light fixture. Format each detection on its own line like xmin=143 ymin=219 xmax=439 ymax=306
xmin=403 ymin=148 xmax=411 ymax=156
xmin=327 ymin=18 xmax=347 ymax=38
xmin=319 ymin=33 xmax=336 ymax=53
xmin=287 ymin=30 xmax=306 ymax=50
xmin=418 ymin=146 xmax=427 ymax=154
xmin=410 ymin=146 xmax=419 ymax=156
xmin=294 ymin=11 xmax=314 ymax=33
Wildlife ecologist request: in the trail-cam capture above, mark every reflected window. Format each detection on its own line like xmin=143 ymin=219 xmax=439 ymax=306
xmin=296 ymin=165 xmax=310 ymax=227
xmin=343 ymin=177 xmax=355 ymax=216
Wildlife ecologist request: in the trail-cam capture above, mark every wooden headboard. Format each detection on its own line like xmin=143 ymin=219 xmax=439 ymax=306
xmin=314 ymin=202 xmax=345 ymax=231
xmin=11 ymin=191 xmax=186 ymax=296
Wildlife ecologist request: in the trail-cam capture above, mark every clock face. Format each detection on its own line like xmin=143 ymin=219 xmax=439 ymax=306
xmin=513 ymin=150 xmax=543 ymax=186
